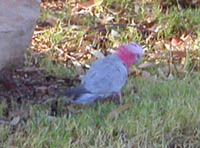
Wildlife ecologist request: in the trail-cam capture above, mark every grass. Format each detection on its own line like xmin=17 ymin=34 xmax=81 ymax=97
xmin=1 ymin=75 xmax=200 ymax=147
xmin=1 ymin=0 xmax=200 ymax=147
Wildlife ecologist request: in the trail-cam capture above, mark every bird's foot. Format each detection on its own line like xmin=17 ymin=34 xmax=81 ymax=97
xmin=110 ymin=92 xmax=123 ymax=104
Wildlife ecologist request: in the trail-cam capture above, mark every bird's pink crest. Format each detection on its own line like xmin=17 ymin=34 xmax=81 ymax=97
xmin=116 ymin=42 xmax=143 ymax=69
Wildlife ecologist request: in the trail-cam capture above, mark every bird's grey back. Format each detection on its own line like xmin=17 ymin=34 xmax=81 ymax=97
xmin=82 ymin=54 xmax=128 ymax=95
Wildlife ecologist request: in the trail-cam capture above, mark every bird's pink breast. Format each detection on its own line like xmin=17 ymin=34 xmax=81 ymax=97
xmin=116 ymin=46 xmax=136 ymax=69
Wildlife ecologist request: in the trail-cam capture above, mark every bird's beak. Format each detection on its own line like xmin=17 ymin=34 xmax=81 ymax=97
xmin=135 ymin=55 xmax=142 ymax=65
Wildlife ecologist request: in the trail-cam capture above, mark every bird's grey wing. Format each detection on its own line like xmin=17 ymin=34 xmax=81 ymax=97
xmin=83 ymin=55 xmax=128 ymax=95
xmin=69 ymin=93 xmax=103 ymax=104
xmin=66 ymin=85 xmax=91 ymax=96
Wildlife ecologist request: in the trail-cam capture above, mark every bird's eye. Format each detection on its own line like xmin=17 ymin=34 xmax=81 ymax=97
xmin=136 ymin=54 xmax=140 ymax=59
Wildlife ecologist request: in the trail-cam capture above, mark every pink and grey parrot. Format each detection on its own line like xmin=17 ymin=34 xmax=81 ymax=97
xmin=66 ymin=42 xmax=143 ymax=104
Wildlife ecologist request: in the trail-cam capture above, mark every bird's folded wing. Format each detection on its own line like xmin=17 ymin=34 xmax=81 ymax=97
xmin=83 ymin=55 xmax=128 ymax=94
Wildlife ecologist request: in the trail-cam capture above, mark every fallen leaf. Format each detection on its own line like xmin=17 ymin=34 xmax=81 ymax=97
xmin=157 ymin=68 xmax=168 ymax=80
xmin=8 ymin=146 xmax=19 ymax=148
xmin=108 ymin=103 xmax=132 ymax=119
xmin=111 ymin=29 xmax=121 ymax=38
xmin=78 ymin=0 xmax=103 ymax=8
xmin=168 ymin=73 xmax=174 ymax=80
xmin=0 ymin=119 xmax=9 ymax=125
xmin=101 ymin=16 xmax=115 ymax=24
xmin=158 ymin=67 xmax=174 ymax=80
xmin=171 ymin=37 xmax=183 ymax=46
xmin=138 ymin=62 xmax=156 ymax=69
xmin=45 ymin=16 xmax=58 ymax=26
xmin=77 ymin=0 xmax=95 ymax=8
xmin=153 ymin=41 xmax=165 ymax=51
xmin=67 ymin=105 xmax=83 ymax=114
xmin=141 ymin=71 xmax=151 ymax=78
xmin=90 ymin=50 xmax=105 ymax=59
xmin=10 ymin=116 xmax=20 ymax=126
xmin=36 ymin=86 xmax=48 ymax=94
xmin=46 ymin=116 xmax=57 ymax=121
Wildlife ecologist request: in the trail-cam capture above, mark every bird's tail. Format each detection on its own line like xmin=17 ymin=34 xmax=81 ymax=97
xmin=66 ymin=85 xmax=90 ymax=97
xmin=69 ymin=93 xmax=102 ymax=105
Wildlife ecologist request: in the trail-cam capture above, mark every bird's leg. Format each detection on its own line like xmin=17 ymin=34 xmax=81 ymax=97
xmin=111 ymin=92 xmax=123 ymax=104
xmin=118 ymin=92 xmax=122 ymax=104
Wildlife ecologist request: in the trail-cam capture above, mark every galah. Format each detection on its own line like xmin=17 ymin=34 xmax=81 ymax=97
xmin=66 ymin=42 xmax=143 ymax=104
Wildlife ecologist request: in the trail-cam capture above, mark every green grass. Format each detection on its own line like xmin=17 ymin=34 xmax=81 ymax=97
xmin=1 ymin=75 xmax=200 ymax=147
xmin=157 ymin=7 xmax=200 ymax=38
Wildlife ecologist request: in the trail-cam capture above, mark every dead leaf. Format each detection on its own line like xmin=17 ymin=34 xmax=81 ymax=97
xmin=108 ymin=103 xmax=132 ymax=119
xmin=157 ymin=68 xmax=168 ymax=80
xmin=0 ymin=119 xmax=9 ymax=125
xmin=67 ymin=105 xmax=83 ymax=114
xmin=36 ymin=86 xmax=48 ymax=94
xmin=45 ymin=16 xmax=58 ymax=26
xmin=153 ymin=41 xmax=166 ymax=51
xmin=10 ymin=116 xmax=21 ymax=126
xmin=90 ymin=50 xmax=105 ymax=59
xmin=171 ymin=37 xmax=183 ymax=46
xmin=141 ymin=71 xmax=151 ymax=78
xmin=8 ymin=146 xmax=19 ymax=148
xmin=138 ymin=62 xmax=156 ymax=69
xmin=172 ymin=51 xmax=186 ymax=59
xmin=78 ymin=0 xmax=95 ymax=8
xmin=100 ymin=16 xmax=115 ymax=24
xmin=158 ymin=67 xmax=174 ymax=80
xmin=111 ymin=29 xmax=121 ymax=38
xmin=78 ymin=0 xmax=103 ymax=8
xmin=46 ymin=116 xmax=57 ymax=121
xmin=168 ymin=73 xmax=174 ymax=80
xmin=16 ymin=67 xmax=44 ymax=73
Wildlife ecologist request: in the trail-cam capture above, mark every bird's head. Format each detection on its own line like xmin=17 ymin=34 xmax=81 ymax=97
xmin=116 ymin=42 xmax=143 ymax=69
